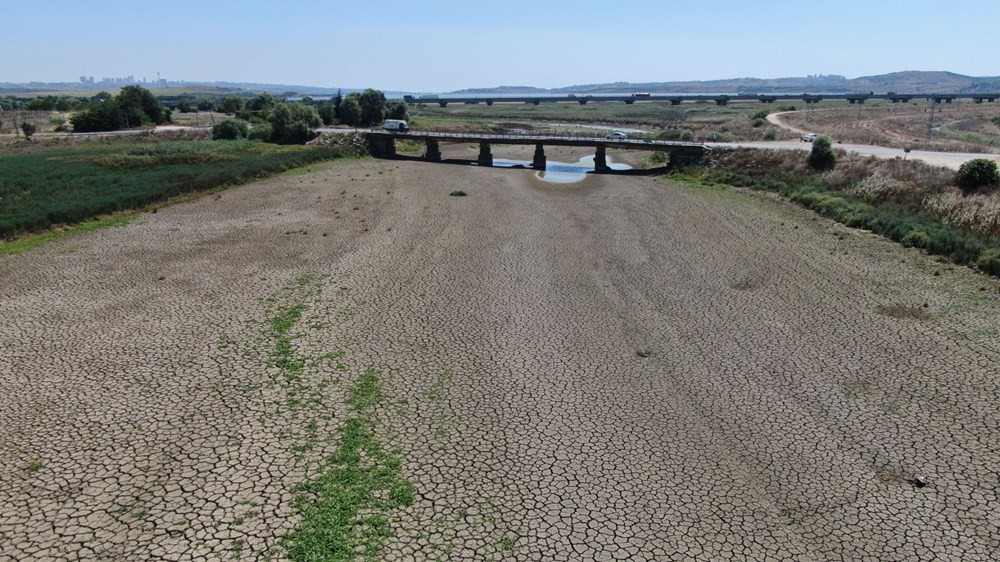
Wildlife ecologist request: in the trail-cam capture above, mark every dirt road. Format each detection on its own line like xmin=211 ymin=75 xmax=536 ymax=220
xmin=1 ymin=154 xmax=998 ymax=560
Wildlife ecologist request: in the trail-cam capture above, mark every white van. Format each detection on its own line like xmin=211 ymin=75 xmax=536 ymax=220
xmin=383 ymin=119 xmax=409 ymax=132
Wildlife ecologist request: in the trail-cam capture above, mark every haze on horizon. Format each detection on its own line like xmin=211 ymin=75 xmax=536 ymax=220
xmin=3 ymin=0 xmax=998 ymax=92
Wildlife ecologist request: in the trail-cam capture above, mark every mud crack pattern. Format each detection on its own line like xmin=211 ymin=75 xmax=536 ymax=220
xmin=1 ymin=153 xmax=998 ymax=560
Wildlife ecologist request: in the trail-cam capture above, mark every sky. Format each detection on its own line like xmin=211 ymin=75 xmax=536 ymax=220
xmin=2 ymin=0 xmax=998 ymax=92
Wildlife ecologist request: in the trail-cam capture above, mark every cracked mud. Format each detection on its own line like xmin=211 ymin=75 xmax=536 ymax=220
xmin=1 ymin=150 xmax=998 ymax=561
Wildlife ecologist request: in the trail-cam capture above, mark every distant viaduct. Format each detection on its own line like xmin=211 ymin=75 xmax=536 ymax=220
xmin=402 ymin=92 xmax=999 ymax=107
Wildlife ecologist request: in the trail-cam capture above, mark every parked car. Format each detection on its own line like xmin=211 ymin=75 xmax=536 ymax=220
xmin=800 ymin=133 xmax=818 ymax=142
xmin=605 ymin=131 xmax=628 ymax=140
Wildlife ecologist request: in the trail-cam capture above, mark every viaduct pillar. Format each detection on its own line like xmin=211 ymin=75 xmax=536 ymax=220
xmin=532 ymin=144 xmax=546 ymax=170
xmin=478 ymin=142 xmax=493 ymax=166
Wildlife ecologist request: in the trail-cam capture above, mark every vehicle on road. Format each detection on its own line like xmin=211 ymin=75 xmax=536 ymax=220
xmin=384 ymin=119 xmax=410 ymax=132
xmin=801 ymin=133 xmax=818 ymax=142
xmin=605 ymin=131 xmax=628 ymax=140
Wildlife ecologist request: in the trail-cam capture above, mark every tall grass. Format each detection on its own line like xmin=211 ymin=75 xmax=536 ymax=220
xmin=0 ymin=139 xmax=347 ymax=239
xmin=686 ymin=148 xmax=1000 ymax=275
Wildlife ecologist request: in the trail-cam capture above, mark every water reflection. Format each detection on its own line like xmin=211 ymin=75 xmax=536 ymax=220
xmin=491 ymin=156 xmax=631 ymax=183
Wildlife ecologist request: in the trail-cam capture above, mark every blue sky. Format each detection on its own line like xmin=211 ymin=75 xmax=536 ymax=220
xmin=3 ymin=0 xmax=997 ymax=91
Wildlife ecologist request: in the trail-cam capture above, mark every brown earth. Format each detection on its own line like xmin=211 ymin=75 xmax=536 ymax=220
xmin=772 ymin=103 xmax=1000 ymax=153
xmin=1 ymin=156 xmax=998 ymax=561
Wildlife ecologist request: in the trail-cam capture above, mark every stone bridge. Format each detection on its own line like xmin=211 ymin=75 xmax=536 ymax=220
xmin=367 ymin=131 xmax=708 ymax=171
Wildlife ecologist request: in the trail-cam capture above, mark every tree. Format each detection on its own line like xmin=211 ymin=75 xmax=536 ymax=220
xmin=955 ymin=158 xmax=1000 ymax=194
xmin=20 ymin=121 xmax=36 ymax=140
xmin=212 ymin=118 xmax=250 ymax=140
xmin=338 ymin=95 xmax=362 ymax=128
xmin=357 ymin=88 xmax=386 ymax=126
xmin=808 ymin=135 xmax=836 ymax=171
xmin=221 ymin=96 xmax=244 ymax=115
xmin=267 ymin=103 xmax=320 ymax=144
xmin=333 ymin=89 xmax=343 ymax=114
xmin=118 ymin=85 xmax=167 ymax=124
xmin=317 ymin=102 xmax=335 ymax=126
xmin=386 ymin=99 xmax=409 ymax=121
xmin=248 ymin=93 xmax=277 ymax=113
xmin=177 ymin=100 xmax=193 ymax=113
xmin=197 ymin=98 xmax=216 ymax=111
xmin=71 ymin=86 xmax=168 ymax=132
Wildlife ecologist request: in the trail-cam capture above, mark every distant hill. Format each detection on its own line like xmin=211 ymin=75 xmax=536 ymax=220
xmin=451 ymin=71 xmax=1000 ymax=95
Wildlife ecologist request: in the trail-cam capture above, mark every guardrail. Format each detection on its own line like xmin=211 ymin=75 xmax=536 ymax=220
xmin=371 ymin=129 xmax=705 ymax=147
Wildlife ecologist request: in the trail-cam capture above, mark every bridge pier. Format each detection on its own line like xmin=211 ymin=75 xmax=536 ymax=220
xmin=438 ymin=101 xmax=448 ymax=107
xmin=368 ymin=134 xmax=396 ymax=158
xmin=478 ymin=142 xmax=493 ymax=166
xmin=595 ymin=145 xmax=609 ymax=172
xmin=425 ymin=139 xmax=441 ymax=161
xmin=532 ymin=144 xmax=546 ymax=170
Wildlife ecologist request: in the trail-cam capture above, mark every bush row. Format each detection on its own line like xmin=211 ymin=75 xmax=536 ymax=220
xmin=682 ymin=166 xmax=1000 ymax=276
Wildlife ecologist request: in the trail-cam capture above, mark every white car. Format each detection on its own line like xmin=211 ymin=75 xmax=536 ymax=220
xmin=800 ymin=133 xmax=818 ymax=142
xmin=605 ymin=131 xmax=628 ymax=140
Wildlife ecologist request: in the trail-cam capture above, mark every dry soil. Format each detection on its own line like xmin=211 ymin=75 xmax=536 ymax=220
xmin=1 ymin=152 xmax=998 ymax=561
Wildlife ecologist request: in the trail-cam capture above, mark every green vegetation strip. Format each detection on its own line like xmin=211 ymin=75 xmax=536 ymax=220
xmin=676 ymin=168 xmax=1000 ymax=276
xmin=0 ymin=139 xmax=346 ymax=241
xmin=266 ymin=276 xmax=414 ymax=561
xmin=283 ymin=368 xmax=415 ymax=561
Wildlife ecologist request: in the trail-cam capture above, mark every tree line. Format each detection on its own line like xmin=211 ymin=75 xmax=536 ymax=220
xmin=210 ymin=88 xmax=407 ymax=144
xmin=2 ymin=86 xmax=406 ymax=143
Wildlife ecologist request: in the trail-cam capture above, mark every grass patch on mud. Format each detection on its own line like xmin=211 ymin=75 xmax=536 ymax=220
xmin=266 ymin=275 xmax=414 ymax=561
xmin=282 ymin=368 xmax=415 ymax=561
xmin=0 ymin=139 xmax=347 ymax=241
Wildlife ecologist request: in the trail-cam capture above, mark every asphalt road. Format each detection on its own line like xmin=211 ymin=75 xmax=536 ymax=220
xmin=709 ymin=139 xmax=1000 ymax=170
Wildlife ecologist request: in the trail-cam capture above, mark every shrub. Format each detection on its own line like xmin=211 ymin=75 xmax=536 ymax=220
xmin=954 ymin=158 xmax=999 ymax=194
xmin=751 ymin=110 xmax=769 ymax=121
xmin=248 ymin=123 xmax=272 ymax=141
xmin=751 ymin=117 xmax=766 ymax=128
xmin=648 ymin=151 xmax=668 ymax=166
xmin=212 ymin=119 xmax=250 ymax=140
xmin=808 ymin=136 xmax=836 ymax=171
xmin=977 ymin=248 xmax=1000 ymax=275
xmin=762 ymin=127 xmax=777 ymax=141
xmin=902 ymin=230 xmax=930 ymax=248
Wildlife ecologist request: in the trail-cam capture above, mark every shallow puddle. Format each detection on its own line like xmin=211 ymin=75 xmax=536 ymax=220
xmin=491 ymin=156 xmax=631 ymax=183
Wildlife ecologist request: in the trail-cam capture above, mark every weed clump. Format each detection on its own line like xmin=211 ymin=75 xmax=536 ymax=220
xmin=449 ymin=190 xmax=467 ymax=197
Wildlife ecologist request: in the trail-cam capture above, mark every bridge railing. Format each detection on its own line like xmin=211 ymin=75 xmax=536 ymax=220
xmin=370 ymin=128 xmax=704 ymax=147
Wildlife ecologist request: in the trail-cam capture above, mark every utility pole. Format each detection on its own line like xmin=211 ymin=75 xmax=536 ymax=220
xmin=926 ymin=98 xmax=936 ymax=142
